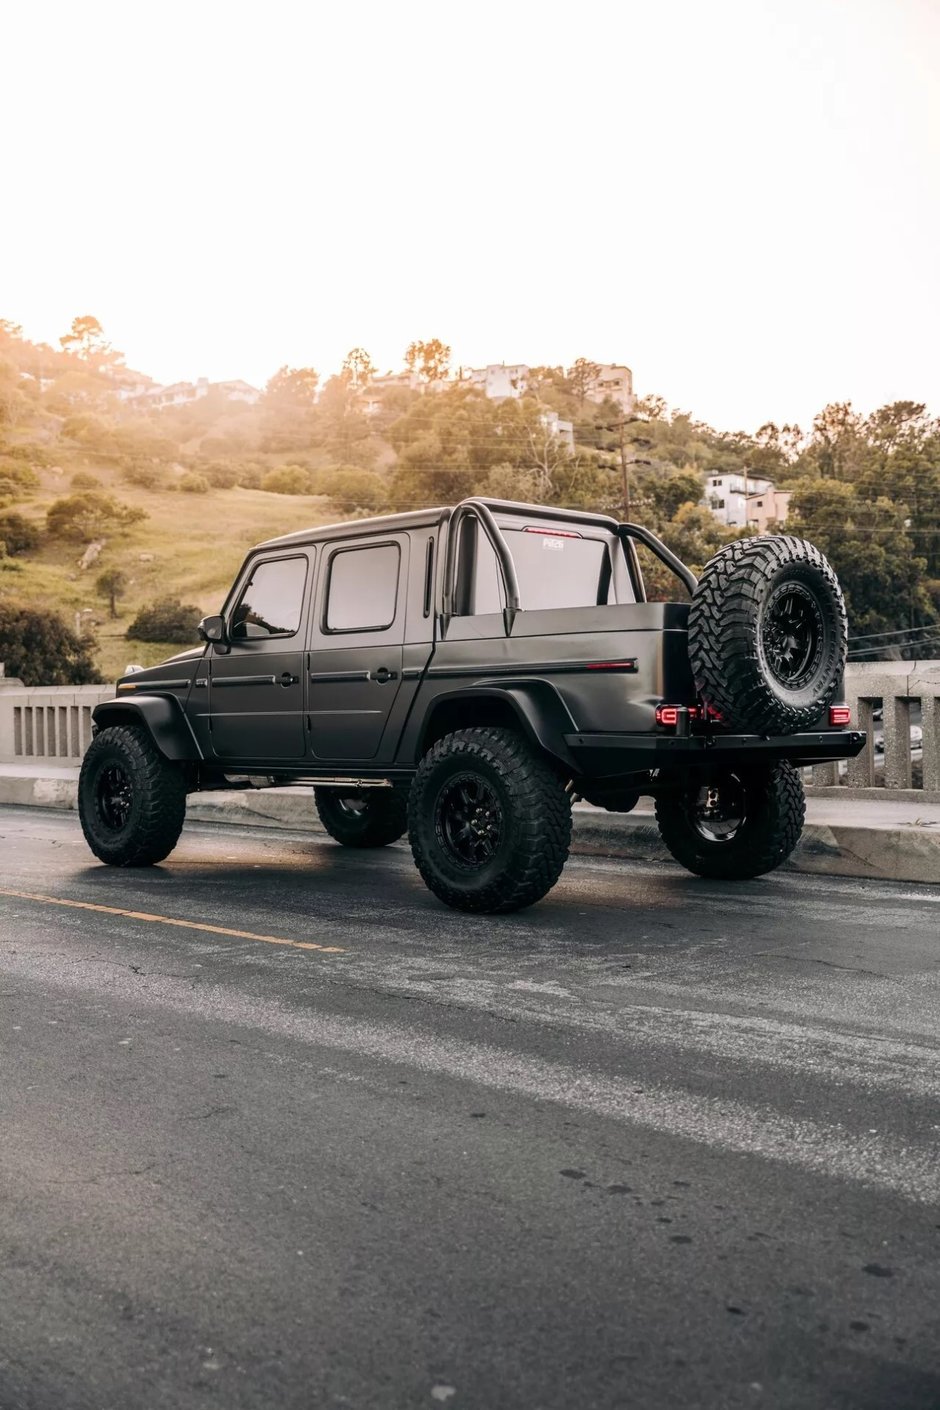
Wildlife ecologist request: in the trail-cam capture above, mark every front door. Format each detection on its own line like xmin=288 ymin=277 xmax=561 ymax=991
xmin=208 ymin=551 xmax=311 ymax=760
xmin=307 ymin=534 xmax=408 ymax=762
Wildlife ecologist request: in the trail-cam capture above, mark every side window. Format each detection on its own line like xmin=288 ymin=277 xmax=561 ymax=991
xmin=230 ymin=556 xmax=308 ymax=640
xmin=325 ymin=542 xmax=401 ymax=633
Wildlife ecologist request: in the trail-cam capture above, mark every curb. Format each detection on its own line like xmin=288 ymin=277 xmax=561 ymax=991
xmin=3 ymin=769 xmax=939 ymax=885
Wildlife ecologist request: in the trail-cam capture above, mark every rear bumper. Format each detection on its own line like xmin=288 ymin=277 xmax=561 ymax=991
xmin=564 ymin=728 xmax=867 ymax=775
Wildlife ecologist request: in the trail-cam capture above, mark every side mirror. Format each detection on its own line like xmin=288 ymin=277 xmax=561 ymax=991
xmin=198 ymin=614 xmax=227 ymax=644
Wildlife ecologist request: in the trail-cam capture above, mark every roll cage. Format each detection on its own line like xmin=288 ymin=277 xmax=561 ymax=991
xmin=438 ymin=497 xmax=698 ymax=636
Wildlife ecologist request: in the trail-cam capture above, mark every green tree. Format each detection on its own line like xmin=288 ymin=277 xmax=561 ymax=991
xmin=264 ymin=365 xmax=320 ymax=406
xmin=404 ymin=338 xmax=451 ymax=385
xmin=567 ymin=358 xmax=601 ymax=405
xmin=0 ymin=600 xmax=101 ymax=685
xmin=127 ymin=598 xmax=202 ymax=644
xmin=0 ymin=510 xmax=40 ymax=555
xmin=95 ymin=567 xmax=128 ymax=619
xmin=59 ymin=315 xmax=124 ymax=368
xmin=261 ymin=465 xmax=312 ymax=494
xmin=787 ymin=478 xmax=932 ymax=639
xmin=320 ymin=467 xmax=387 ymax=513
xmin=46 ymin=492 xmax=147 ymax=542
xmin=341 ymin=347 xmax=376 ymax=388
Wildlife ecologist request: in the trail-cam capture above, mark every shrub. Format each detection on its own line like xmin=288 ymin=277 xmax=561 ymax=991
xmin=321 ymin=467 xmax=387 ymax=513
xmin=261 ymin=465 xmax=312 ymax=495
xmin=123 ymin=460 xmax=162 ymax=489
xmin=0 ymin=599 xmax=101 ymax=685
xmin=0 ymin=510 xmax=40 ymax=555
xmin=70 ymin=471 xmax=102 ymax=490
xmin=127 ymin=597 xmax=202 ymax=643
xmin=46 ymin=491 xmax=147 ymax=542
xmin=202 ymin=461 xmax=238 ymax=489
xmin=179 ymin=472 xmax=210 ymax=493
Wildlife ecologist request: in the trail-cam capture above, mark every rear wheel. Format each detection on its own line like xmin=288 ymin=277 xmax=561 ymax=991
xmin=408 ymin=727 xmax=571 ymax=913
xmin=314 ymin=788 xmax=409 ymax=848
xmin=654 ymin=762 xmax=805 ymax=880
xmin=79 ymin=725 xmax=187 ymax=866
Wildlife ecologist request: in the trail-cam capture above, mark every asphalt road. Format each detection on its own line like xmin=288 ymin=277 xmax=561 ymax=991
xmin=1 ymin=805 xmax=939 ymax=1410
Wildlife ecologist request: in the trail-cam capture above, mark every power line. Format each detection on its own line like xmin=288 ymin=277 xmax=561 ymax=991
xmin=848 ymin=622 xmax=940 ymax=642
xmin=847 ymin=633 xmax=940 ymax=658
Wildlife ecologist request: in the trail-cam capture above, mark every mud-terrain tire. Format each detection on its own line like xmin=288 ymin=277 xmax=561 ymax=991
xmin=655 ymin=761 xmax=805 ymax=880
xmin=79 ymin=725 xmax=187 ymax=866
xmin=315 ymin=788 xmax=409 ymax=848
xmin=408 ymin=727 xmax=572 ymax=913
xmin=688 ymin=536 xmax=846 ymax=734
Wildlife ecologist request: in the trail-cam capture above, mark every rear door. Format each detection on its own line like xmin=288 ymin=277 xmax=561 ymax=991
xmin=307 ymin=534 xmax=408 ymax=762
xmin=207 ymin=551 xmax=312 ymax=760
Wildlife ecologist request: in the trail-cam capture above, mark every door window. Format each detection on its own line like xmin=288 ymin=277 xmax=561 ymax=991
xmin=325 ymin=542 xmax=400 ymax=633
xmin=230 ymin=556 xmax=308 ymax=640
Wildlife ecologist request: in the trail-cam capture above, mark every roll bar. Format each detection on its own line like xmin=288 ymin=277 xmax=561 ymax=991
xmin=617 ymin=523 xmax=698 ymax=598
xmin=439 ymin=498 xmax=698 ymax=636
xmin=442 ymin=498 xmax=521 ymax=635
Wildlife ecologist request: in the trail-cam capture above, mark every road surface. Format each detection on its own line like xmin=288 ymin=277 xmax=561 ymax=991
xmin=1 ymin=805 xmax=939 ymax=1409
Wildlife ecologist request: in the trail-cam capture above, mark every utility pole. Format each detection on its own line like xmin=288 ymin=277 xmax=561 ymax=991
xmin=610 ymin=418 xmax=652 ymax=521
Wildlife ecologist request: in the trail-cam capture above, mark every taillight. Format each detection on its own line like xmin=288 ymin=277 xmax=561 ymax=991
xmin=655 ymin=705 xmax=680 ymax=727
xmin=829 ymin=704 xmax=851 ymax=726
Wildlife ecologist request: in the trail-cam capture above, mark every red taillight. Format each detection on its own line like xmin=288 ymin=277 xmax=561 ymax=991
xmin=523 ymin=526 xmax=582 ymax=537
xmin=829 ymin=704 xmax=851 ymax=726
xmin=655 ymin=705 xmax=680 ymax=727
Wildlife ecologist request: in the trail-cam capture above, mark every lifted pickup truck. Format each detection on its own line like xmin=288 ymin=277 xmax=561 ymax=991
xmin=79 ymin=497 xmax=865 ymax=912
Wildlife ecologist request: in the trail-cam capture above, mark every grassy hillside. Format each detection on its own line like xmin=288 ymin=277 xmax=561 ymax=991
xmin=3 ymin=456 xmax=332 ymax=681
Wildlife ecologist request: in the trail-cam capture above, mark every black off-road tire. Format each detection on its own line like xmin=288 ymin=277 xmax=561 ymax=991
xmin=655 ymin=761 xmax=805 ymax=880
xmin=79 ymin=725 xmax=187 ymax=866
xmin=688 ymin=536 xmax=847 ymax=735
xmin=408 ymin=727 xmax=572 ymax=913
xmin=315 ymin=787 xmax=409 ymax=848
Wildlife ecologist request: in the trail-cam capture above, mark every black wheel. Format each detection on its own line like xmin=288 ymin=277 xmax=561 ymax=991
xmin=654 ymin=762 xmax=805 ymax=880
xmin=314 ymin=787 xmax=408 ymax=848
xmin=408 ymin=727 xmax=572 ymax=913
xmin=688 ymin=536 xmax=847 ymax=734
xmin=79 ymin=725 xmax=187 ymax=866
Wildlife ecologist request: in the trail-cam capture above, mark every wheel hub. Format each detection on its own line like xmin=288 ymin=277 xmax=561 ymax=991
xmin=96 ymin=763 xmax=133 ymax=831
xmin=761 ymin=582 xmax=824 ymax=689
xmin=434 ymin=773 xmax=503 ymax=869
xmin=691 ymin=775 xmax=746 ymax=843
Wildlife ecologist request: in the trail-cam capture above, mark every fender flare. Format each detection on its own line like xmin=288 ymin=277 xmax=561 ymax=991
xmin=92 ymin=695 xmax=203 ymax=762
xmin=412 ymin=681 xmax=578 ymax=771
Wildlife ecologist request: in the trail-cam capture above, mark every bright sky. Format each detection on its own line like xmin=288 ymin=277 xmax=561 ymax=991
xmin=2 ymin=0 xmax=938 ymax=433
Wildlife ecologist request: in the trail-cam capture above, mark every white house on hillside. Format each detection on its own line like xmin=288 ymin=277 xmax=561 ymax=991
xmin=465 ymin=364 xmax=530 ymax=400
xmin=705 ymin=473 xmax=773 ymax=527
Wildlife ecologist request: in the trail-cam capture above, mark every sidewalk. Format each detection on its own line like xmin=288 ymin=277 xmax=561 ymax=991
xmin=3 ymin=762 xmax=939 ymax=885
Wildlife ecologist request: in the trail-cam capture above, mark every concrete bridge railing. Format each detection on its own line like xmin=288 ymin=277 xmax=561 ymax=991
xmin=1 ymin=663 xmax=938 ymax=801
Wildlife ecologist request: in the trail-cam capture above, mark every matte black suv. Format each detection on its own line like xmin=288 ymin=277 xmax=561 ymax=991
xmin=78 ymin=497 xmax=865 ymax=912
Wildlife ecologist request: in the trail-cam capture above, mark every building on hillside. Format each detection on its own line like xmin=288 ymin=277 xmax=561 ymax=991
xmin=583 ymin=364 xmax=634 ymax=415
xmin=540 ymin=410 xmax=575 ymax=451
xmin=746 ymin=487 xmax=791 ymax=533
xmin=111 ymin=369 xmax=156 ymax=400
xmin=126 ymin=377 xmax=261 ymax=410
xmin=465 ymin=364 xmax=530 ymax=400
xmin=704 ymin=473 xmax=773 ymax=528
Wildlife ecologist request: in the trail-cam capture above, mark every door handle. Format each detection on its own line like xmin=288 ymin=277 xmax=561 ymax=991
xmin=370 ymin=667 xmax=398 ymax=684
xmin=279 ymin=672 xmax=299 ymax=687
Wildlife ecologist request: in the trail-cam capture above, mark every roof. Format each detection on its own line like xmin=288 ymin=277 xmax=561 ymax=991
xmin=255 ymin=498 xmax=620 ymax=552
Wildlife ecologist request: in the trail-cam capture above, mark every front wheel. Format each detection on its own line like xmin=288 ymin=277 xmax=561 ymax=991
xmin=654 ymin=762 xmax=805 ymax=880
xmin=408 ymin=728 xmax=572 ymax=913
xmin=314 ymin=787 xmax=408 ymax=848
xmin=79 ymin=725 xmax=187 ymax=866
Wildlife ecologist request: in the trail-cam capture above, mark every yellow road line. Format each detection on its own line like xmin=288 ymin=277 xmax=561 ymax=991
xmin=0 ymin=887 xmax=344 ymax=954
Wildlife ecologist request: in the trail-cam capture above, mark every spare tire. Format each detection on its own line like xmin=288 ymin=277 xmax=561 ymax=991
xmin=688 ymin=536 xmax=847 ymax=735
